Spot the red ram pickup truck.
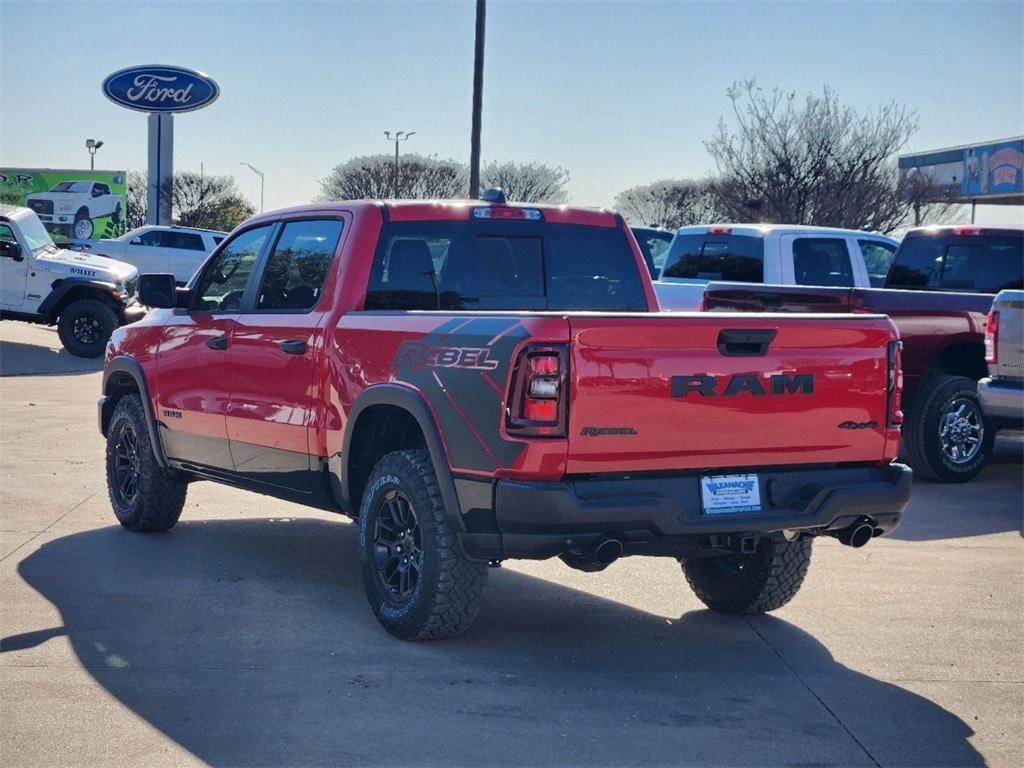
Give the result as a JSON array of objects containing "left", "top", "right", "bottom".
[
  {"left": 703, "top": 225, "right": 1023, "bottom": 484},
  {"left": 99, "top": 194, "right": 910, "bottom": 640}
]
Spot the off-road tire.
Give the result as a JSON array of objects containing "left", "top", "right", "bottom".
[
  {"left": 112, "top": 202, "right": 122, "bottom": 225},
  {"left": 358, "top": 450, "right": 488, "bottom": 640},
  {"left": 105, "top": 394, "right": 187, "bottom": 532},
  {"left": 57, "top": 298, "right": 118, "bottom": 357},
  {"left": 901, "top": 374, "right": 994, "bottom": 483},
  {"left": 682, "top": 536, "right": 812, "bottom": 614}
]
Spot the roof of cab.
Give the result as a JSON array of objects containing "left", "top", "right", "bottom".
[
  {"left": 242, "top": 199, "right": 621, "bottom": 228},
  {"left": 674, "top": 223, "right": 897, "bottom": 240}
]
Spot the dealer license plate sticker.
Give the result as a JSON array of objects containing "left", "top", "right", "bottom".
[{"left": 700, "top": 474, "right": 762, "bottom": 514}]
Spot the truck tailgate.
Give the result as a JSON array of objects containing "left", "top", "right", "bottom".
[{"left": 566, "top": 314, "right": 897, "bottom": 474}]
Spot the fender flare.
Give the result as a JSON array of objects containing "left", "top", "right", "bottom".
[
  {"left": 334, "top": 384, "right": 464, "bottom": 529},
  {"left": 99, "top": 356, "right": 169, "bottom": 468},
  {"left": 38, "top": 277, "right": 121, "bottom": 319}
]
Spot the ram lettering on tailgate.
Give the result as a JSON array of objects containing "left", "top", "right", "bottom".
[{"left": 671, "top": 373, "right": 814, "bottom": 397}]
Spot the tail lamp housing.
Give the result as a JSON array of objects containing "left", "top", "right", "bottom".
[
  {"left": 985, "top": 311, "right": 998, "bottom": 364},
  {"left": 887, "top": 340, "right": 904, "bottom": 428},
  {"left": 506, "top": 344, "right": 568, "bottom": 437}
]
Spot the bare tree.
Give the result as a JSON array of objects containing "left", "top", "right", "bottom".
[
  {"left": 706, "top": 80, "right": 932, "bottom": 232},
  {"left": 319, "top": 154, "right": 468, "bottom": 201},
  {"left": 125, "top": 171, "right": 148, "bottom": 230},
  {"left": 125, "top": 171, "right": 254, "bottom": 231},
  {"left": 615, "top": 178, "right": 725, "bottom": 229},
  {"left": 480, "top": 161, "right": 570, "bottom": 203},
  {"left": 170, "top": 172, "right": 254, "bottom": 231}
]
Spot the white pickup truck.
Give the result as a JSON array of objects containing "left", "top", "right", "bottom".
[
  {"left": 26, "top": 180, "right": 123, "bottom": 240},
  {"left": 654, "top": 224, "right": 899, "bottom": 311}
]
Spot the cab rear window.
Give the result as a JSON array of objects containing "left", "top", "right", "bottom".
[
  {"left": 887, "top": 233, "right": 1023, "bottom": 293},
  {"left": 364, "top": 221, "right": 647, "bottom": 311},
  {"left": 661, "top": 234, "right": 764, "bottom": 283}
]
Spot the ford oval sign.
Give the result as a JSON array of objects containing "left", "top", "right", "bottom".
[{"left": 102, "top": 65, "right": 219, "bottom": 114}]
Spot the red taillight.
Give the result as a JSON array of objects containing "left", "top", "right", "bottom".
[
  {"left": 953, "top": 226, "right": 984, "bottom": 236},
  {"left": 507, "top": 345, "right": 567, "bottom": 437},
  {"left": 985, "top": 311, "right": 999, "bottom": 364},
  {"left": 707, "top": 226, "right": 733, "bottom": 235},
  {"left": 887, "top": 341, "right": 904, "bottom": 427}
]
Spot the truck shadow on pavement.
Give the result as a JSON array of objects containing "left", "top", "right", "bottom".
[
  {"left": 6, "top": 519, "right": 983, "bottom": 767},
  {"left": 0, "top": 339, "right": 103, "bottom": 377}
]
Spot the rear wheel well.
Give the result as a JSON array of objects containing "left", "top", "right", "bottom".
[
  {"left": 927, "top": 342, "right": 987, "bottom": 383},
  {"left": 347, "top": 405, "right": 427, "bottom": 513},
  {"left": 101, "top": 372, "right": 141, "bottom": 435}
]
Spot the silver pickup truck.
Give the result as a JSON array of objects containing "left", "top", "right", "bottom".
[{"left": 980, "top": 289, "right": 1024, "bottom": 430}]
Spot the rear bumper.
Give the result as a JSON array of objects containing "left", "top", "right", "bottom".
[
  {"left": 978, "top": 377, "right": 1024, "bottom": 425},
  {"left": 461, "top": 463, "right": 911, "bottom": 560}
]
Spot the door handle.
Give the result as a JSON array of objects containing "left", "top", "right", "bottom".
[
  {"left": 279, "top": 340, "right": 307, "bottom": 355},
  {"left": 206, "top": 336, "right": 228, "bottom": 350}
]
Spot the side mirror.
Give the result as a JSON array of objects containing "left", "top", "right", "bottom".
[
  {"left": 130, "top": 238, "right": 143, "bottom": 245},
  {"left": 0, "top": 240, "right": 23, "bottom": 262},
  {"left": 137, "top": 273, "right": 178, "bottom": 308}
]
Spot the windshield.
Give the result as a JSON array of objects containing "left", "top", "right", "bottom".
[
  {"left": 16, "top": 212, "right": 58, "bottom": 253},
  {"left": 50, "top": 181, "right": 92, "bottom": 193}
]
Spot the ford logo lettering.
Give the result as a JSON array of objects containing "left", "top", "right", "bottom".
[{"left": 102, "top": 65, "right": 219, "bottom": 114}]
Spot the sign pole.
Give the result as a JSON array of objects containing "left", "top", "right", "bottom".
[
  {"left": 104, "top": 65, "right": 219, "bottom": 227},
  {"left": 147, "top": 113, "right": 174, "bottom": 225}
]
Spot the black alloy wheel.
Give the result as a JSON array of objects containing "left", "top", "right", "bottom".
[
  {"left": 72, "top": 313, "right": 103, "bottom": 346},
  {"left": 111, "top": 421, "right": 141, "bottom": 507},
  {"left": 373, "top": 489, "right": 423, "bottom": 604}
]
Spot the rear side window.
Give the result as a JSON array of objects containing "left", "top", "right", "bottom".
[
  {"left": 859, "top": 239, "right": 897, "bottom": 287},
  {"left": 661, "top": 234, "right": 764, "bottom": 282},
  {"left": 792, "top": 237, "right": 854, "bottom": 287},
  {"left": 256, "top": 219, "right": 343, "bottom": 311},
  {"left": 364, "top": 221, "right": 646, "bottom": 311},
  {"left": 889, "top": 234, "right": 1023, "bottom": 293}
]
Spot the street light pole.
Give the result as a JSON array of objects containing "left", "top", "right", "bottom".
[
  {"left": 384, "top": 130, "right": 415, "bottom": 198},
  {"left": 85, "top": 138, "right": 104, "bottom": 171},
  {"left": 240, "top": 162, "right": 265, "bottom": 213}
]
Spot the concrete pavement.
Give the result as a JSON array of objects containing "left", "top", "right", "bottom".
[{"left": 2, "top": 321, "right": 1021, "bottom": 767}]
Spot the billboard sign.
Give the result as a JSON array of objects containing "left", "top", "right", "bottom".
[
  {"left": 0, "top": 168, "right": 128, "bottom": 242},
  {"left": 899, "top": 137, "right": 1024, "bottom": 204},
  {"left": 102, "top": 65, "right": 220, "bottom": 114}
]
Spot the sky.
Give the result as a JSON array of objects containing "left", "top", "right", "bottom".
[{"left": 2, "top": 0, "right": 1022, "bottom": 225}]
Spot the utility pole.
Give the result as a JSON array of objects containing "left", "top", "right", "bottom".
[
  {"left": 468, "top": 0, "right": 486, "bottom": 197},
  {"left": 384, "top": 131, "right": 415, "bottom": 198}
]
